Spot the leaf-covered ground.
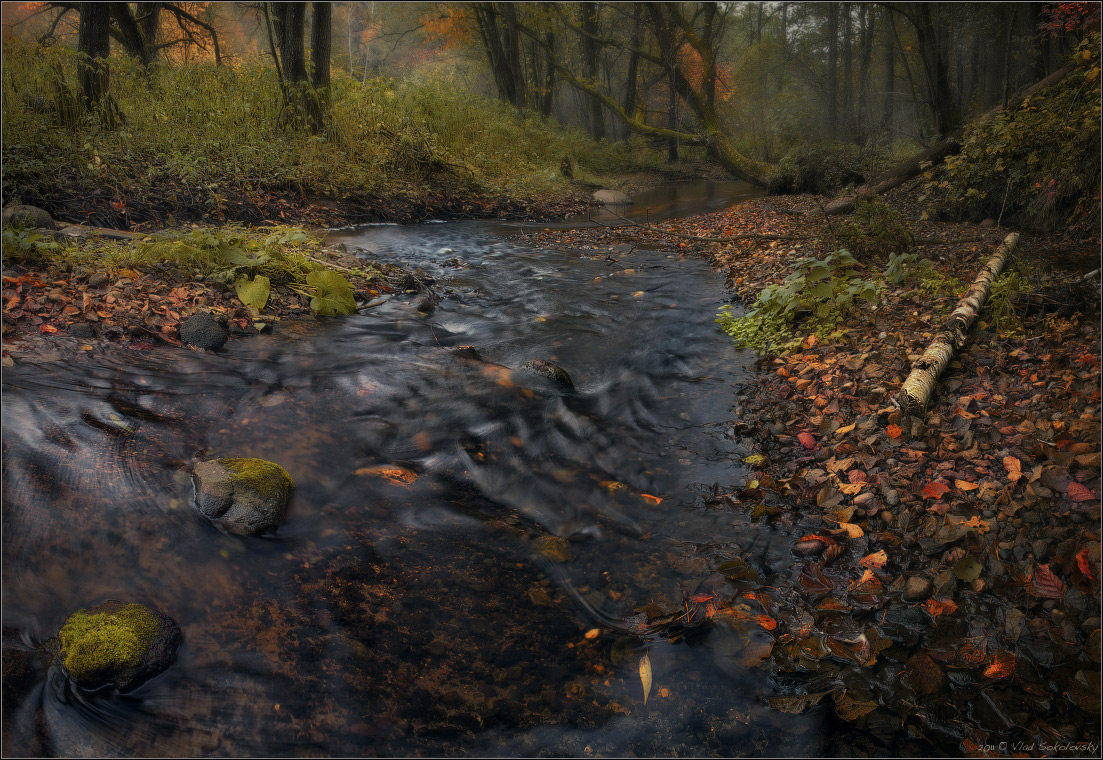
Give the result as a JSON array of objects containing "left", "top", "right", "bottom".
[{"left": 519, "top": 190, "right": 1102, "bottom": 755}]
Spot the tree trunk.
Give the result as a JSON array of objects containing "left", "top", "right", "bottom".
[
  {"left": 77, "top": 2, "right": 111, "bottom": 108},
  {"left": 541, "top": 31, "right": 555, "bottom": 117},
  {"left": 827, "top": 2, "right": 839, "bottom": 138},
  {"left": 824, "top": 65, "right": 1071, "bottom": 215},
  {"left": 621, "top": 6, "right": 641, "bottom": 142},
  {"left": 273, "top": 2, "right": 323, "bottom": 131},
  {"left": 895, "top": 233, "right": 1020, "bottom": 417},
  {"left": 108, "top": 3, "right": 151, "bottom": 64},
  {"left": 580, "top": 2, "right": 606, "bottom": 140},
  {"left": 881, "top": 10, "right": 894, "bottom": 134},
  {"left": 311, "top": 2, "right": 332, "bottom": 90},
  {"left": 136, "top": 2, "right": 161, "bottom": 58},
  {"left": 473, "top": 3, "right": 525, "bottom": 109},
  {"left": 911, "top": 2, "right": 960, "bottom": 137}
]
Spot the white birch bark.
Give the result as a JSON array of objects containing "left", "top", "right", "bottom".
[{"left": 895, "top": 232, "right": 1021, "bottom": 416}]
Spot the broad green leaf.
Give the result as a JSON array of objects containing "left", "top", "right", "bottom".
[
  {"left": 307, "top": 269, "right": 357, "bottom": 316},
  {"left": 235, "top": 274, "right": 271, "bottom": 311}
]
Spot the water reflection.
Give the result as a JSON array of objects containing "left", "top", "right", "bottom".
[{"left": 2, "top": 214, "right": 819, "bottom": 756}]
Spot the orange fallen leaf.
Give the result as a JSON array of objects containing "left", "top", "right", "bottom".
[
  {"left": 755, "top": 614, "right": 777, "bottom": 630},
  {"left": 922, "top": 480, "right": 951, "bottom": 499},
  {"left": 640, "top": 493, "right": 663, "bottom": 505},
  {"left": 1031, "top": 563, "right": 1066, "bottom": 598},
  {"left": 797, "top": 432, "right": 817, "bottom": 449},
  {"left": 886, "top": 424, "right": 904, "bottom": 439},
  {"left": 39, "top": 323, "right": 57, "bottom": 334},
  {"left": 983, "top": 650, "right": 1015, "bottom": 679},
  {"left": 1076, "top": 548, "right": 1095, "bottom": 580},
  {"left": 954, "top": 479, "right": 980, "bottom": 491},
  {"left": 921, "top": 598, "right": 958, "bottom": 618},
  {"left": 859, "top": 550, "right": 888, "bottom": 569},
  {"left": 1004, "top": 456, "right": 1022, "bottom": 482},
  {"left": 353, "top": 465, "right": 418, "bottom": 486}
]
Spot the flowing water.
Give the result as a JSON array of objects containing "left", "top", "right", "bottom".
[{"left": 2, "top": 183, "right": 841, "bottom": 757}]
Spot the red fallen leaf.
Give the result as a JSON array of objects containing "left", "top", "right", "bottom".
[
  {"left": 983, "top": 650, "right": 1015, "bottom": 679},
  {"left": 1076, "top": 548, "right": 1094, "bottom": 581},
  {"left": 640, "top": 493, "right": 663, "bottom": 505},
  {"left": 1031, "top": 563, "right": 1066, "bottom": 598},
  {"left": 1066, "top": 482, "right": 1096, "bottom": 502},
  {"left": 822, "top": 544, "right": 845, "bottom": 564},
  {"left": 689, "top": 592, "right": 715, "bottom": 604},
  {"left": 797, "top": 432, "right": 817, "bottom": 450},
  {"left": 886, "top": 424, "right": 904, "bottom": 439},
  {"left": 922, "top": 480, "right": 951, "bottom": 499},
  {"left": 755, "top": 614, "right": 777, "bottom": 630},
  {"left": 797, "top": 534, "right": 837, "bottom": 546},
  {"left": 1004, "top": 456, "right": 1022, "bottom": 482},
  {"left": 39, "top": 323, "right": 58, "bottom": 334},
  {"left": 846, "top": 469, "right": 867, "bottom": 484}
]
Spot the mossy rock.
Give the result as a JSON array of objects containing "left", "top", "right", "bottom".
[
  {"left": 521, "top": 359, "right": 574, "bottom": 390},
  {"left": 193, "top": 457, "right": 294, "bottom": 535},
  {"left": 178, "top": 312, "right": 228, "bottom": 350},
  {"left": 57, "top": 601, "right": 181, "bottom": 692},
  {"left": 535, "top": 535, "right": 573, "bottom": 563}
]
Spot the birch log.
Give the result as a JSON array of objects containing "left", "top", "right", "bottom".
[{"left": 895, "top": 232, "right": 1021, "bottom": 416}]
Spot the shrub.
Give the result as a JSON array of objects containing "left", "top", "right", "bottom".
[
  {"left": 922, "top": 32, "right": 1101, "bottom": 233},
  {"left": 836, "top": 196, "right": 915, "bottom": 260},
  {"left": 773, "top": 142, "right": 866, "bottom": 195}
]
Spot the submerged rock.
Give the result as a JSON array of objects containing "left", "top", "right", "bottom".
[
  {"left": 521, "top": 359, "right": 574, "bottom": 389},
  {"left": 593, "top": 189, "right": 630, "bottom": 205},
  {"left": 57, "top": 601, "right": 181, "bottom": 692},
  {"left": 2, "top": 204, "right": 56, "bottom": 230},
  {"left": 193, "top": 457, "right": 295, "bottom": 535},
  {"left": 450, "top": 345, "right": 483, "bottom": 361},
  {"left": 179, "top": 312, "right": 228, "bottom": 350},
  {"left": 535, "top": 536, "right": 573, "bottom": 563}
]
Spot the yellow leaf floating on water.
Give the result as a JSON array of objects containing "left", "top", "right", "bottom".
[
  {"left": 353, "top": 465, "right": 418, "bottom": 486},
  {"left": 639, "top": 653, "right": 652, "bottom": 705}
]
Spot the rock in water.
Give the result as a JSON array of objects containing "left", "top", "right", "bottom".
[
  {"left": 521, "top": 359, "right": 574, "bottom": 389},
  {"left": 593, "top": 189, "right": 631, "bottom": 205},
  {"left": 450, "top": 345, "right": 483, "bottom": 361},
  {"left": 193, "top": 457, "right": 294, "bottom": 535},
  {"left": 178, "top": 312, "right": 228, "bottom": 350},
  {"left": 57, "top": 601, "right": 181, "bottom": 692},
  {"left": 2, "top": 204, "right": 57, "bottom": 230}
]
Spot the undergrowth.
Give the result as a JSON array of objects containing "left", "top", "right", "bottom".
[{"left": 1, "top": 39, "right": 661, "bottom": 223}]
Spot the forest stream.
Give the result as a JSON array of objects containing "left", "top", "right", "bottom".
[{"left": 5, "top": 181, "right": 1081, "bottom": 758}]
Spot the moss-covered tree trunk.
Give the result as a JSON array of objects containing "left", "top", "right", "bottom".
[
  {"left": 895, "top": 232, "right": 1020, "bottom": 417},
  {"left": 77, "top": 2, "right": 111, "bottom": 109}
]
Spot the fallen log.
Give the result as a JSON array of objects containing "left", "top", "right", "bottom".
[
  {"left": 895, "top": 232, "right": 1020, "bottom": 417},
  {"left": 823, "top": 67, "right": 1072, "bottom": 216}
]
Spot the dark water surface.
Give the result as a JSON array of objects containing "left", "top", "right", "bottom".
[{"left": 3, "top": 195, "right": 827, "bottom": 757}]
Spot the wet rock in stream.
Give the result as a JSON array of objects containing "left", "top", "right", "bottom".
[
  {"left": 56, "top": 600, "right": 182, "bottom": 692},
  {"left": 178, "top": 312, "right": 229, "bottom": 350},
  {"left": 521, "top": 359, "right": 574, "bottom": 390},
  {"left": 193, "top": 457, "right": 295, "bottom": 535}
]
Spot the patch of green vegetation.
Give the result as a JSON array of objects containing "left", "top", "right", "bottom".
[
  {"left": 3, "top": 224, "right": 369, "bottom": 317},
  {"left": 922, "top": 32, "right": 1101, "bottom": 233},
  {"left": 770, "top": 141, "right": 874, "bottom": 195},
  {"left": 836, "top": 196, "right": 915, "bottom": 260},
  {"left": 884, "top": 252, "right": 965, "bottom": 299},
  {"left": 59, "top": 604, "right": 159, "bottom": 682},
  {"left": 717, "top": 250, "right": 881, "bottom": 355},
  {"left": 1, "top": 39, "right": 661, "bottom": 218},
  {"left": 220, "top": 457, "right": 294, "bottom": 501}
]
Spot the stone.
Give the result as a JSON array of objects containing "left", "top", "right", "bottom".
[
  {"left": 178, "top": 312, "right": 228, "bottom": 350},
  {"left": 521, "top": 359, "right": 574, "bottom": 389},
  {"left": 593, "top": 189, "right": 631, "bottom": 205},
  {"left": 450, "top": 345, "right": 483, "bottom": 361},
  {"left": 415, "top": 297, "right": 435, "bottom": 314},
  {"left": 979, "top": 218, "right": 997, "bottom": 228},
  {"left": 2, "top": 204, "right": 56, "bottom": 230},
  {"left": 902, "top": 575, "right": 933, "bottom": 602},
  {"left": 193, "top": 457, "right": 295, "bottom": 535},
  {"left": 86, "top": 272, "right": 109, "bottom": 288},
  {"left": 57, "top": 600, "right": 181, "bottom": 692},
  {"left": 68, "top": 322, "right": 96, "bottom": 339}
]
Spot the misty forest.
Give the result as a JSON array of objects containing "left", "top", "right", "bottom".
[{"left": 1, "top": 2, "right": 1101, "bottom": 758}]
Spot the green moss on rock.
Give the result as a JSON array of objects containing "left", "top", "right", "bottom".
[
  {"left": 219, "top": 457, "right": 294, "bottom": 501},
  {"left": 58, "top": 602, "right": 179, "bottom": 690}
]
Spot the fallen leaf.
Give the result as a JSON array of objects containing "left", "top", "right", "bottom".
[
  {"left": 886, "top": 424, "right": 904, "bottom": 439},
  {"left": 352, "top": 465, "right": 418, "bottom": 486},
  {"left": 954, "top": 479, "right": 979, "bottom": 491},
  {"left": 640, "top": 493, "right": 663, "bottom": 505},
  {"left": 1004, "top": 456, "right": 1022, "bottom": 482},
  {"left": 922, "top": 481, "right": 951, "bottom": 499},
  {"left": 835, "top": 422, "right": 856, "bottom": 436},
  {"left": 768, "top": 692, "right": 828, "bottom": 714},
  {"left": 797, "top": 432, "right": 817, "bottom": 450},
  {"left": 1031, "top": 563, "right": 1066, "bottom": 598},
  {"left": 39, "top": 323, "right": 58, "bottom": 334},
  {"left": 859, "top": 550, "right": 888, "bottom": 569},
  {"left": 921, "top": 598, "right": 958, "bottom": 618},
  {"left": 1076, "top": 548, "right": 1095, "bottom": 581},
  {"left": 639, "top": 654, "right": 652, "bottom": 705},
  {"left": 983, "top": 650, "right": 1015, "bottom": 679},
  {"left": 1066, "top": 482, "right": 1096, "bottom": 502},
  {"left": 833, "top": 522, "right": 864, "bottom": 539},
  {"left": 953, "top": 556, "right": 983, "bottom": 582},
  {"left": 833, "top": 690, "right": 878, "bottom": 721}
]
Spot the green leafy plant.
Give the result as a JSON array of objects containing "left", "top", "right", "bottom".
[
  {"left": 836, "top": 196, "right": 915, "bottom": 260},
  {"left": 306, "top": 269, "right": 356, "bottom": 316},
  {"left": 717, "top": 250, "right": 881, "bottom": 354},
  {"left": 234, "top": 274, "right": 271, "bottom": 312}
]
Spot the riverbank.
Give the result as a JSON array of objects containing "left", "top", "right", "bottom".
[{"left": 519, "top": 190, "right": 1102, "bottom": 753}]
